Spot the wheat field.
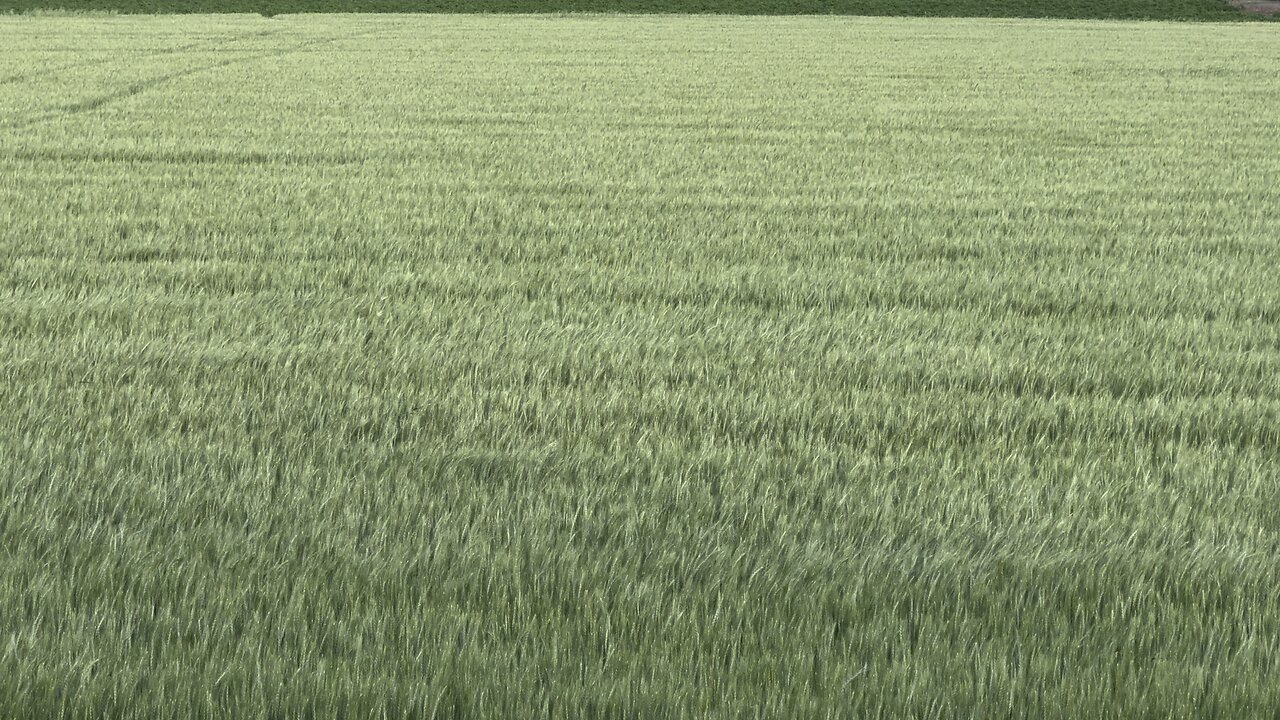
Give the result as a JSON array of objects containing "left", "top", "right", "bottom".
[{"left": 2, "top": 15, "right": 1280, "bottom": 718}]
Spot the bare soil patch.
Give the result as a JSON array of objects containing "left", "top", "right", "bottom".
[{"left": 1230, "top": 0, "right": 1280, "bottom": 16}]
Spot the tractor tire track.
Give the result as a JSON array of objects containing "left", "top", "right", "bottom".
[
  {"left": 0, "top": 28, "right": 282, "bottom": 87},
  {"left": 1, "top": 28, "right": 374, "bottom": 132}
]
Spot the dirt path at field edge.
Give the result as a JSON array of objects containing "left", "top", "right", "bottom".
[{"left": 1229, "top": 0, "right": 1280, "bottom": 16}]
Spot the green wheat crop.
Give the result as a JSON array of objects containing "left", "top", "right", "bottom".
[
  {"left": 0, "top": 0, "right": 1266, "bottom": 20},
  {"left": 2, "top": 14, "right": 1279, "bottom": 719}
]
